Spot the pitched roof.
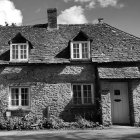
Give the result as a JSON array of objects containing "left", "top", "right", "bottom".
[
  {"left": 98, "top": 67, "right": 140, "bottom": 79},
  {"left": 0, "top": 23, "right": 140, "bottom": 64},
  {"left": 10, "top": 32, "right": 27, "bottom": 43}
]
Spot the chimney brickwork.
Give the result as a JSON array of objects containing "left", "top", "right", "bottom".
[{"left": 47, "top": 8, "right": 57, "bottom": 29}]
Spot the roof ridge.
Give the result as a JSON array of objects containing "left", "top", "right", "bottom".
[
  {"left": 0, "top": 23, "right": 100, "bottom": 29},
  {"left": 58, "top": 23, "right": 100, "bottom": 26},
  {"left": 104, "top": 23, "right": 140, "bottom": 40},
  {"left": 0, "top": 25, "right": 33, "bottom": 28}
]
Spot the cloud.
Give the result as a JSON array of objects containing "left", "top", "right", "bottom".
[
  {"left": 65, "top": 0, "right": 91, "bottom": 2},
  {"left": 97, "top": 0, "right": 124, "bottom": 8},
  {"left": 0, "top": 0, "right": 23, "bottom": 26},
  {"left": 86, "top": 1, "right": 96, "bottom": 8},
  {"left": 92, "top": 19, "right": 98, "bottom": 24},
  {"left": 58, "top": 6, "right": 88, "bottom": 24},
  {"left": 64, "top": 0, "right": 124, "bottom": 9},
  {"left": 35, "top": 8, "right": 41, "bottom": 13}
]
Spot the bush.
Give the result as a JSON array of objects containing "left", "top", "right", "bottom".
[
  {"left": 42, "top": 118, "right": 53, "bottom": 129},
  {"left": 0, "top": 115, "right": 101, "bottom": 130},
  {"left": 0, "top": 116, "right": 36, "bottom": 130},
  {"left": 0, "top": 117, "right": 33, "bottom": 130},
  {"left": 43, "top": 116, "right": 100, "bottom": 130},
  {"left": 49, "top": 116, "right": 66, "bottom": 129},
  {"left": 75, "top": 115, "right": 100, "bottom": 129}
]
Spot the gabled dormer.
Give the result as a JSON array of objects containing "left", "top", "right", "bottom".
[
  {"left": 70, "top": 31, "right": 91, "bottom": 60},
  {"left": 9, "top": 33, "right": 29, "bottom": 62}
]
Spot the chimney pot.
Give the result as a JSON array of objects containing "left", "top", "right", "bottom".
[
  {"left": 98, "top": 18, "right": 104, "bottom": 24},
  {"left": 47, "top": 8, "right": 57, "bottom": 30}
]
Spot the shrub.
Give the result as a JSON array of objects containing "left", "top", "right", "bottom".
[
  {"left": 49, "top": 116, "right": 65, "bottom": 129},
  {"left": 75, "top": 115, "right": 100, "bottom": 129},
  {"left": 42, "top": 118, "right": 53, "bottom": 129},
  {"left": 0, "top": 116, "right": 33, "bottom": 130},
  {"left": 0, "top": 115, "right": 101, "bottom": 130}
]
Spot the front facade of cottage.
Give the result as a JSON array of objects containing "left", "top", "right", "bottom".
[{"left": 0, "top": 8, "right": 140, "bottom": 126}]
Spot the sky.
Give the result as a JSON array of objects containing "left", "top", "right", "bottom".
[{"left": 0, "top": 0, "right": 140, "bottom": 37}]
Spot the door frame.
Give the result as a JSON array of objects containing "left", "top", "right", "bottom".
[{"left": 110, "top": 82, "right": 130, "bottom": 125}]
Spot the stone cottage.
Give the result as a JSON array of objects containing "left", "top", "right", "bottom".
[{"left": 0, "top": 8, "right": 140, "bottom": 126}]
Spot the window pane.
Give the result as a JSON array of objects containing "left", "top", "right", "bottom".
[
  {"left": 82, "top": 43, "right": 89, "bottom": 58},
  {"left": 20, "top": 45, "right": 27, "bottom": 60},
  {"left": 73, "top": 44, "right": 80, "bottom": 58},
  {"left": 21, "top": 50, "right": 23, "bottom": 59},
  {"left": 84, "top": 98, "right": 88, "bottom": 104},
  {"left": 73, "top": 85, "right": 82, "bottom": 104},
  {"left": 21, "top": 88, "right": 29, "bottom": 106},
  {"left": 21, "top": 45, "right": 23, "bottom": 50},
  {"left": 78, "top": 91, "right": 81, "bottom": 97},
  {"left": 83, "top": 85, "right": 92, "bottom": 104},
  {"left": 11, "top": 87, "right": 29, "bottom": 107},
  {"left": 11, "top": 88, "right": 19, "bottom": 106},
  {"left": 12, "top": 45, "right": 19, "bottom": 60},
  {"left": 88, "top": 98, "right": 92, "bottom": 103}
]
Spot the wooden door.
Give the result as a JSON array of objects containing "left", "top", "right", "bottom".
[{"left": 111, "top": 83, "right": 130, "bottom": 124}]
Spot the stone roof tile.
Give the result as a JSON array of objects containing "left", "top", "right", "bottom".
[
  {"left": 0, "top": 23, "right": 140, "bottom": 63},
  {"left": 98, "top": 67, "right": 140, "bottom": 79}
]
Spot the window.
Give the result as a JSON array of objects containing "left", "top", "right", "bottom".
[
  {"left": 10, "top": 43, "right": 29, "bottom": 61},
  {"left": 114, "top": 90, "right": 120, "bottom": 95},
  {"left": 9, "top": 87, "right": 30, "bottom": 109},
  {"left": 73, "top": 43, "right": 80, "bottom": 59},
  {"left": 71, "top": 41, "right": 90, "bottom": 59},
  {"left": 82, "top": 43, "right": 89, "bottom": 58},
  {"left": 72, "top": 84, "right": 93, "bottom": 105},
  {"left": 71, "top": 42, "right": 90, "bottom": 59}
]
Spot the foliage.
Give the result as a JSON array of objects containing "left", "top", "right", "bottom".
[
  {"left": 0, "top": 117, "right": 33, "bottom": 130},
  {"left": 75, "top": 115, "right": 100, "bottom": 129},
  {"left": 42, "top": 115, "right": 100, "bottom": 129},
  {"left": 42, "top": 118, "right": 53, "bottom": 129},
  {"left": 0, "top": 115, "right": 101, "bottom": 130}
]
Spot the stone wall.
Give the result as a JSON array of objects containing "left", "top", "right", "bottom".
[
  {"left": 0, "top": 64, "right": 95, "bottom": 121},
  {"left": 101, "top": 80, "right": 140, "bottom": 126},
  {"left": 129, "top": 80, "right": 140, "bottom": 125},
  {"left": 100, "top": 82, "right": 112, "bottom": 126}
]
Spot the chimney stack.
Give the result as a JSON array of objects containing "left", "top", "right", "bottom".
[{"left": 47, "top": 8, "right": 57, "bottom": 30}]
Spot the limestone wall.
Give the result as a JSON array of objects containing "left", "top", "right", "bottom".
[
  {"left": 0, "top": 64, "right": 95, "bottom": 121},
  {"left": 129, "top": 80, "right": 140, "bottom": 125},
  {"left": 100, "top": 82, "right": 112, "bottom": 125}
]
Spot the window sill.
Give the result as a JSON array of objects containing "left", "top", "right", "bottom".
[
  {"left": 10, "top": 60, "right": 29, "bottom": 63},
  {"left": 71, "top": 104, "right": 94, "bottom": 108},
  {"left": 70, "top": 58, "right": 91, "bottom": 61},
  {"left": 7, "top": 107, "right": 31, "bottom": 111}
]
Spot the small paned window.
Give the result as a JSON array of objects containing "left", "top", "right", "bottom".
[
  {"left": 10, "top": 87, "right": 30, "bottom": 109},
  {"left": 73, "top": 44, "right": 80, "bottom": 59},
  {"left": 72, "top": 84, "right": 93, "bottom": 105},
  {"left": 114, "top": 90, "right": 120, "bottom": 95},
  {"left": 82, "top": 43, "right": 89, "bottom": 58},
  {"left": 10, "top": 44, "right": 28, "bottom": 61},
  {"left": 71, "top": 42, "right": 90, "bottom": 59}
]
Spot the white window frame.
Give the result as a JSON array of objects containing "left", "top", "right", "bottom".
[
  {"left": 9, "top": 87, "right": 30, "bottom": 110},
  {"left": 70, "top": 41, "right": 90, "bottom": 60},
  {"left": 72, "top": 84, "right": 94, "bottom": 105},
  {"left": 10, "top": 42, "right": 29, "bottom": 62}
]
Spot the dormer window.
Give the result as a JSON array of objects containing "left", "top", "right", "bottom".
[
  {"left": 71, "top": 41, "right": 90, "bottom": 59},
  {"left": 10, "top": 43, "right": 29, "bottom": 62},
  {"left": 9, "top": 33, "right": 31, "bottom": 62}
]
